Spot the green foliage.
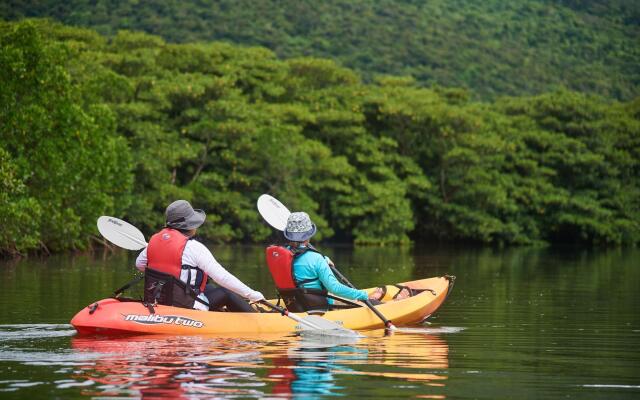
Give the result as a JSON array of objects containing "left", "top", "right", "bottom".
[
  {"left": 1, "top": 20, "right": 638, "bottom": 254},
  {"left": 0, "top": 148, "right": 42, "bottom": 254},
  {"left": 497, "top": 91, "right": 640, "bottom": 244},
  {"left": 364, "top": 82, "right": 640, "bottom": 245},
  {"left": 279, "top": 64, "right": 428, "bottom": 244},
  {"left": 2, "top": 0, "right": 638, "bottom": 100},
  {"left": 0, "top": 20, "right": 132, "bottom": 254}
]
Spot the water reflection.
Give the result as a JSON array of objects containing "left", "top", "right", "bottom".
[
  {"left": 70, "top": 331, "right": 450, "bottom": 398},
  {"left": 267, "top": 335, "right": 364, "bottom": 396},
  {"left": 5, "top": 246, "right": 636, "bottom": 398},
  {"left": 71, "top": 335, "right": 267, "bottom": 398}
]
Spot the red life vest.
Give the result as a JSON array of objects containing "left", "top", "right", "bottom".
[
  {"left": 265, "top": 245, "right": 297, "bottom": 290},
  {"left": 265, "top": 245, "right": 328, "bottom": 313},
  {"left": 147, "top": 228, "right": 207, "bottom": 292}
]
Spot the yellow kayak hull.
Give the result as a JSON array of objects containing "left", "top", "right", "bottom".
[{"left": 71, "top": 276, "right": 454, "bottom": 335}]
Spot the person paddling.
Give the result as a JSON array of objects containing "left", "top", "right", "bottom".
[
  {"left": 135, "top": 200, "right": 265, "bottom": 312},
  {"left": 266, "top": 212, "right": 383, "bottom": 314}
]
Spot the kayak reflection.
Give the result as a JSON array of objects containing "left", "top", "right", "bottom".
[
  {"left": 71, "top": 332, "right": 449, "bottom": 398},
  {"left": 268, "top": 332, "right": 449, "bottom": 397},
  {"left": 71, "top": 335, "right": 268, "bottom": 398},
  {"left": 268, "top": 335, "right": 364, "bottom": 396}
]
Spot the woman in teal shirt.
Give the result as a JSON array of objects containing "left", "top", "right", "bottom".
[{"left": 283, "top": 212, "right": 383, "bottom": 308}]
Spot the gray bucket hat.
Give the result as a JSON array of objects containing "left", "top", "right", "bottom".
[
  {"left": 165, "top": 200, "right": 206, "bottom": 230},
  {"left": 284, "top": 212, "right": 317, "bottom": 242}
]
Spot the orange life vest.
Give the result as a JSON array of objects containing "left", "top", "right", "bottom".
[{"left": 147, "top": 228, "right": 207, "bottom": 292}]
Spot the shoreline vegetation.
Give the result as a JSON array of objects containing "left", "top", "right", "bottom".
[
  {"left": 1, "top": 19, "right": 639, "bottom": 256},
  {"left": 2, "top": 0, "right": 638, "bottom": 102}
]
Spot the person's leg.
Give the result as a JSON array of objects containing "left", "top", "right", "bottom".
[
  {"left": 203, "top": 286, "right": 226, "bottom": 311},
  {"left": 204, "top": 285, "right": 256, "bottom": 312}
]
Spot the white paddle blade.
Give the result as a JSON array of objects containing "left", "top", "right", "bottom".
[
  {"left": 257, "top": 194, "right": 291, "bottom": 231},
  {"left": 97, "top": 216, "right": 148, "bottom": 250},
  {"left": 297, "top": 316, "right": 363, "bottom": 338},
  {"left": 297, "top": 334, "right": 361, "bottom": 348}
]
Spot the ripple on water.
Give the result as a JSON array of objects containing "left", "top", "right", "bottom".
[
  {"left": 582, "top": 384, "right": 640, "bottom": 389},
  {"left": 0, "top": 324, "right": 76, "bottom": 342},
  {"left": 0, "top": 325, "right": 102, "bottom": 366},
  {"left": 0, "top": 322, "right": 467, "bottom": 398}
]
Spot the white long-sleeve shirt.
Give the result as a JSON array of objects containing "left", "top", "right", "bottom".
[{"left": 135, "top": 240, "right": 264, "bottom": 310}]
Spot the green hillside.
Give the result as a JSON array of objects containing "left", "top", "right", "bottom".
[
  {"left": 2, "top": 20, "right": 639, "bottom": 254},
  {"left": 1, "top": 0, "right": 638, "bottom": 100}
]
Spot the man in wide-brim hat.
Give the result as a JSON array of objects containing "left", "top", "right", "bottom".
[{"left": 135, "top": 200, "right": 265, "bottom": 312}]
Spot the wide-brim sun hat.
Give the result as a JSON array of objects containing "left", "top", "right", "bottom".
[
  {"left": 284, "top": 211, "right": 317, "bottom": 242},
  {"left": 165, "top": 200, "right": 206, "bottom": 230}
]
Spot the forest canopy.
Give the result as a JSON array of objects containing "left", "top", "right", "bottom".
[
  {"left": 1, "top": 0, "right": 638, "bottom": 100},
  {"left": 1, "top": 19, "right": 639, "bottom": 255}
]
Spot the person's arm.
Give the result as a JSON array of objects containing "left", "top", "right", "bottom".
[
  {"left": 315, "top": 256, "right": 368, "bottom": 301},
  {"left": 135, "top": 248, "right": 148, "bottom": 272},
  {"left": 191, "top": 242, "right": 264, "bottom": 302}
]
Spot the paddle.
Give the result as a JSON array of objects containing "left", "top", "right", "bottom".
[
  {"left": 96, "top": 215, "right": 359, "bottom": 336},
  {"left": 256, "top": 194, "right": 397, "bottom": 331},
  {"left": 97, "top": 216, "right": 147, "bottom": 250},
  {"left": 256, "top": 194, "right": 289, "bottom": 231},
  {"left": 327, "top": 264, "right": 397, "bottom": 331},
  {"left": 259, "top": 300, "right": 361, "bottom": 338}
]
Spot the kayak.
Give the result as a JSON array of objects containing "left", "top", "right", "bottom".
[{"left": 71, "top": 276, "right": 454, "bottom": 335}]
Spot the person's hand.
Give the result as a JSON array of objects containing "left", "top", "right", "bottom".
[
  {"left": 393, "top": 287, "right": 411, "bottom": 301},
  {"left": 368, "top": 287, "right": 385, "bottom": 302},
  {"left": 248, "top": 291, "right": 266, "bottom": 303}
]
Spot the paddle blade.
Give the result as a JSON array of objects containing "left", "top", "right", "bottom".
[
  {"left": 297, "top": 334, "right": 361, "bottom": 348},
  {"left": 257, "top": 194, "right": 291, "bottom": 231},
  {"left": 97, "top": 216, "right": 147, "bottom": 250},
  {"left": 296, "top": 316, "right": 363, "bottom": 338}
]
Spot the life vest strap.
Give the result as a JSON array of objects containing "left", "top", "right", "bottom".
[
  {"left": 181, "top": 264, "right": 205, "bottom": 293},
  {"left": 144, "top": 268, "right": 210, "bottom": 309}
]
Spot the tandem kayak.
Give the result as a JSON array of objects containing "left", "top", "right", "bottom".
[{"left": 71, "top": 276, "right": 455, "bottom": 335}]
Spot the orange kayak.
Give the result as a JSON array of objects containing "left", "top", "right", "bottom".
[{"left": 71, "top": 276, "right": 454, "bottom": 335}]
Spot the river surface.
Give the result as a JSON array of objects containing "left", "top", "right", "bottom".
[{"left": 0, "top": 244, "right": 638, "bottom": 399}]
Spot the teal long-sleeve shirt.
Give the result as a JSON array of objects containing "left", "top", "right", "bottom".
[{"left": 291, "top": 247, "right": 368, "bottom": 301}]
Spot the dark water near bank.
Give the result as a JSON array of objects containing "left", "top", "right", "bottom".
[{"left": 0, "top": 245, "right": 638, "bottom": 399}]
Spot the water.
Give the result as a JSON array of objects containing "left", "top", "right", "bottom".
[{"left": 0, "top": 245, "right": 638, "bottom": 398}]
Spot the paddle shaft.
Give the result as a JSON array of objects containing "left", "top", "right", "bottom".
[
  {"left": 329, "top": 264, "right": 354, "bottom": 287},
  {"left": 259, "top": 300, "right": 322, "bottom": 330},
  {"left": 329, "top": 265, "right": 396, "bottom": 330}
]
